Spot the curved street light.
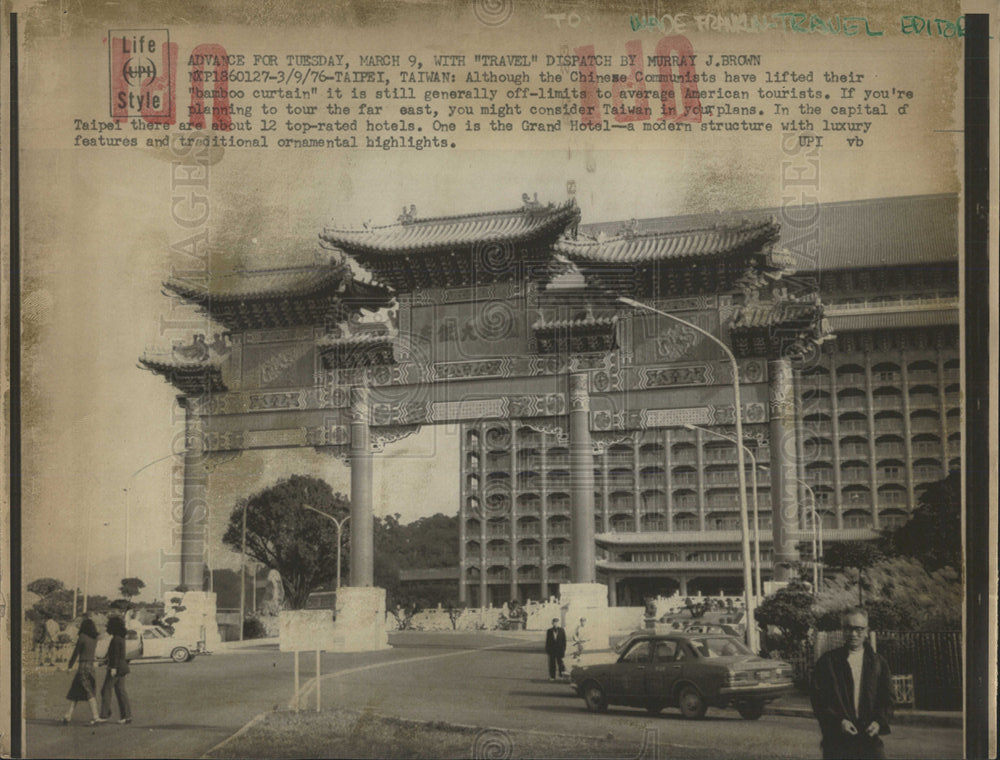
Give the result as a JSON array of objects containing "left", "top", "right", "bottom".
[{"left": 619, "top": 297, "right": 757, "bottom": 653}]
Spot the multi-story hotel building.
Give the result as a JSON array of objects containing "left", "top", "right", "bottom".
[{"left": 458, "top": 194, "right": 959, "bottom": 608}]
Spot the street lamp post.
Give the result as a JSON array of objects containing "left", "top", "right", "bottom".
[
  {"left": 685, "top": 424, "right": 762, "bottom": 600},
  {"left": 82, "top": 518, "right": 110, "bottom": 614},
  {"left": 302, "top": 505, "right": 351, "bottom": 591},
  {"left": 795, "top": 480, "right": 823, "bottom": 594},
  {"left": 239, "top": 501, "right": 248, "bottom": 642},
  {"left": 124, "top": 453, "right": 182, "bottom": 580},
  {"left": 620, "top": 297, "right": 758, "bottom": 653}
]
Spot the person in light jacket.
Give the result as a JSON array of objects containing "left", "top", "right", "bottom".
[{"left": 100, "top": 617, "right": 132, "bottom": 724}]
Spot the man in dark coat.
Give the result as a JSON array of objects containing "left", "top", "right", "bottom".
[
  {"left": 99, "top": 617, "right": 133, "bottom": 723},
  {"left": 544, "top": 617, "right": 567, "bottom": 680},
  {"left": 810, "top": 608, "right": 893, "bottom": 759}
]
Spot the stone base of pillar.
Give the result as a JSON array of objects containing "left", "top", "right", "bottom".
[
  {"left": 333, "top": 586, "right": 390, "bottom": 652},
  {"left": 559, "top": 583, "right": 611, "bottom": 662},
  {"left": 279, "top": 587, "right": 391, "bottom": 653},
  {"left": 163, "top": 590, "right": 222, "bottom": 651}
]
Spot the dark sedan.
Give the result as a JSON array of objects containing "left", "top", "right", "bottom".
[{"left": 570, "top": 633, "right": 794, "bottom": 720}]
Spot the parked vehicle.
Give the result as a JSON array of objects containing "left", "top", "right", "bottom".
[
  {"left": 123, "top": 625, "right": 208, "bottom": 663},
  {"left": 571, "top": 633, "right": 793, "bottom": 720}
]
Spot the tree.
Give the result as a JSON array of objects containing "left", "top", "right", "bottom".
[
  {"left": 119, "top": 577, "right": 146, "bottom": 602},
  {"left": 26, "top": 577, "right": 75, "bottom": 622},
  {"left": 754, "top": 580, "right": 816, "bottom": 657},
  {"left": 221, "top": 475, "right": 349, "bottom": 609},
  {"left": 881, "top": 471, "right": 961, "bottom": 572},
  {"left": 824, "top": 541, "right": 884, "bottom": 605},
  {"left": 372, "top": 512, "right": 459, "bottom": 609},
  {"left": 814, "top": 556, "right": 961, "bottom": 631},
  {"left": 27, "top": 577, "right": 65, "bottom": 597}
]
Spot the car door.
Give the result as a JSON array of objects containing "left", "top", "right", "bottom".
[
  {"left": 141, "top": 628, "right": 166, "bottom": 658},
  {"left": 607, "top": 640, "right": 652, "bottom": 702},
  {"left": 643, "top": 639, "right": 680, "bottom": 703}
]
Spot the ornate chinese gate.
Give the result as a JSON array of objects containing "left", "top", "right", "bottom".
[{"left": 142, "top": 195, "right": 825, "bottom": 600}]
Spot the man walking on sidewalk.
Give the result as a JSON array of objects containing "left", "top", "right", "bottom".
[
  {"left": 810, "top": 608, "right": 893, "bottom": 759},
  {"left": 544, "top": 618, "right": 567, "bottom": 680}
]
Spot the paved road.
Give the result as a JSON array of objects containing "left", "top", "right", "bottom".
[{"left": 24, "top": 632, "right": 963, "bottom": 759}]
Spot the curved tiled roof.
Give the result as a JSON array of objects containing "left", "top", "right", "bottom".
[
  {"left": 730, "top": 299, "right": 821, "bottom": 329},
  {"left": 164, "top": 263, "right": 387, "bottom": 302},
  {"left": 580, "top": 194, "right": 957, "bottom": 270},
  {"left": 316, "top": 332, "right": 394, "bottom": 348},
  {"left": 827, "top": 308, "right": 959, "bottom": 332},
  {"left": 532, "top": 314, "right": 618, "bottom": 330},
  {"left": 320, "top": 198, "right": 580, "bottom": 255},
  {"left": 137, "top": 357, "right": 227, "bottom": 394},
  {"left": 554, "top": 219, "right": 779, "bottom": 263}
]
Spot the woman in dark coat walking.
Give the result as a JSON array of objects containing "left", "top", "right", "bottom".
[
  {"left": 100, "top": 617, "right": 132, "bottom": 723},
  {"left": 62, "top": 618, "right": 105, "bottom": 725}
]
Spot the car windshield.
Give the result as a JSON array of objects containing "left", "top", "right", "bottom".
[{"left": 688, "top": 637, "right": 751, "bottom": 657}]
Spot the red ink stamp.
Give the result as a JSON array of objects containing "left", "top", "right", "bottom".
[{"left": 108, "top": 29, "right": 176, "bottom": 123}]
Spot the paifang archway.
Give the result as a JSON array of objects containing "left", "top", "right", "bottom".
[{"left": 141, "top": 195, "right": 826, "bottom": 596}]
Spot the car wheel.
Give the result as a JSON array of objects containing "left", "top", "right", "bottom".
[
  {"left": 582, "top": 682, "right": 608, "bottom": 713},
  {"left": 170, "top": 646, "right": 190, "bottom": 663},
  {"left": 737, "top": 699, "right": 765, "bottom": 720},
  {"left": 677, "top": 685, "right": 707, "bottom": 719}
]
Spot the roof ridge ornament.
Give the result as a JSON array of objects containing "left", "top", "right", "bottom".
[
  {"left": 397, "top": 204, "right": 417, "bottom": 225},
  {"left": 619, "top": 218, "right": 640, "bottom": 239},
  {"left": 521, "top": 192, "right": 541, "bottom": 209}
]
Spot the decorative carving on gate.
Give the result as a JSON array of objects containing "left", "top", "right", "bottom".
[
  {"left": 200, "top": 449, "right": 243, "bottom": 471},
  {"left": 519, "top": 418, "right": 568, "bottom": 443},
  {"left": 433, "top": 358, "right": 509, "bottom": 380},
  {"left": 591, "top": 431, "right": 633, "bottom": 453},
  {"left": 507, "top": 394, "right": 565, "bottom": 418},
  {"left": 656, "top": 323, "right": 701, "bottom": 360},
  {"left": 569, "top": 373, "right": 590, "bottom": 412},
  {"left": 370, "top": 400, "right": 431, "bottom": 426},
  {"left": 248, "top": 391, "right": 304, "bottom": 411},
  {"left": 640, "top": 363, "right": 712, "bottom": 388},
  {"left": 318, "top": 385, "right": 351, "bottom": 409},
  {"left": 202, "top": 431, "right": 245, "bottom": 452},
  {"left": 349, "top": 387, "right": 370, "bottom": 423},
  {"left": 642, "top": 407, "right": 714, "bottom": 429},
  {"left": 371, "top": 424, "right": 422, "bottom": 452}
]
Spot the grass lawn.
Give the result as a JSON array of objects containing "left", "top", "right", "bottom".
[{"left": 206, "top": 708, "right": 656, "bottom": 759}]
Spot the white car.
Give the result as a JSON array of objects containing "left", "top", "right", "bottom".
[{"left": 123, "top": 625, "right": 207, "bottom": 663}]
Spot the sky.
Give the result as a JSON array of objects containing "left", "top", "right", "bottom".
[{"left": 17, "top": 3, "right": 963, "bottom": 601}]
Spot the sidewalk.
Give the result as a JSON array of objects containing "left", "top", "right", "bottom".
[
  {"left": 214, "top": 637, "right": 279, "bottom": 653},
  {"left": 765, "top": 692, "right": 962, "bottom": 728}
]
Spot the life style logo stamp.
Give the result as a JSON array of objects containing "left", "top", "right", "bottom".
[{"left": 108, "top": 29, "right": 175, "bottom": 122}]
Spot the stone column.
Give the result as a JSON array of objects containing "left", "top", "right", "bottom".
[
  {"left": 569, "top": 373, "right": 596, "bottom": 583},
  {"left": 768, "top": 358, "right": 799, "bottom": 581},
  {"left": 900, "top": 351, "right": 916, "bottom": 510},
  {"left": 478, "top": 422, "right": 488, "bottom": 607},
  {"left": 179, "top": 402, "right": 209, "bottom": 589},
  {"left": 349, "top": 386, "right": 374, "bottom": 587},
  {"left": 863, "top": 350, "right": 881, "bottom": 529},
  {"left": 458, "top": 427, "right": 468, "bottom": 604},
  {"left": 695, "top": 428, "right": 706, "bottom": 531},
  {"left": 828, "top": 353, "right": 844, "bottom": 529}
]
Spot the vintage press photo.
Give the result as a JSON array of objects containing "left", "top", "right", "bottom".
[{"left": 4, "top": 0, "right": 996, "bottom": 758}]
